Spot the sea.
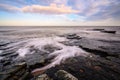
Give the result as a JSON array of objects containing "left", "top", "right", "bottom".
[
  {"left": 0, "top": 26, "right": 120, "bottom": 40},
  {"left": 0, "top": 26, "right": 120, "bottom": 74}
]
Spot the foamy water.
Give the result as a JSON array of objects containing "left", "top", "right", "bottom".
[{"left": 10, "top": 36, "right": 90, "bottom": 72}]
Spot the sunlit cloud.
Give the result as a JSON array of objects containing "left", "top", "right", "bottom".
[
  {"left": 21, "top": 3, "right": 79, "bottom": 14},
  {"left": 0, "top": 3, "right": 79, "bottom": 14}
]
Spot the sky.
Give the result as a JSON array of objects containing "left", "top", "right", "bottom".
[{"left": 0, "top": 0, "right": 120, "bottom": 26}]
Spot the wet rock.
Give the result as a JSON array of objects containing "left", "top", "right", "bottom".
[
  {"left": 0, "top": 74, "right": 11, "bottom": 80},
  {"left": 0, "top": 57, "right": 12, "bottom": 65},
  {"left": 0, "top": 50, "right": 14, "bottom": 56},
  {"left": 19, "top": 72, "right": 30, "bottom": 80},
  {"left": 24, "top": 53, "right": 45, "bottom": 66},
  {"left": 55, "top": 70, "right": 78, "bottom": 80},
  {"left": 0, "top": 62, "right": 26, "bottom": 74},
  {"left": 101, "top": 30, "right": 116, "bottom": 34},
  {"left": 43, "top": 44, "right": 62, "bottom": 53},
  {"left": 36, "top": 74, "right": 52, "bottom": 80},
  {"left": 0, "top": 40, "right": 11, "bottom": 46},
  {"left": 0, "top": 62, "right": 27, "bottom": 80},
  {"left": 65, "top": 37, "right": 120, "bottom": 57},
  {"left": 62, "top": 33, "right": 82, "bottom": 40},
  {"left": 92, "top": 29, "right": 105, "bottom": 31},
  {"left": 106, "top": 56, "right": 120, "bottom": 64},
  {"left": 65, "top": 58, "right": 78, "bottom": 64},
  {"left": 3, "top": 61, "right": 11, "bottom": 66},
  {"left": 8, "top": 53, "right": 18, "bottom": 58}
]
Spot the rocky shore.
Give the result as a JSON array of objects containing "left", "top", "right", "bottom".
[{"left": 0, "top": 28, "right": 120, "bottom": 80}]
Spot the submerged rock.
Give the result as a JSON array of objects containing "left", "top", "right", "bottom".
[{"left": 55, "top": 70, "right": 78, "bottom": 80}]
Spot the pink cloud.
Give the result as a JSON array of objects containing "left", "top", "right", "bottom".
[{"left": 21, "top": 3, "right": 79, "bottom": 14}]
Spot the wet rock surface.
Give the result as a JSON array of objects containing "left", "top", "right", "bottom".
[
  {"left": 0, "top": 28, "right": 120, "bottom": 80},
  {"left": 63, "top": 34, "right": 120, "bottom": 57},
  {"left": 55, "top": 70, "right": 78, "bottom": 80}
]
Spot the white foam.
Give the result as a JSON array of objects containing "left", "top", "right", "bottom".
[
  {"left": 15, "top": 36, "right": 89, "bottom": 72},
  {"left": 16, "top": 36, "right": 68, "bottom": 57},
  {"left": 42, "top": 46, "right": 88, "bottom": 69}
]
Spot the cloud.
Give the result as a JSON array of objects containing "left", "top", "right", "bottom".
[
  {"left": 69, "top": 0, "right": 110, "bottom": 16},
  {"left": 0, "top": 0, "right": 27, "bottom": 7},
  {"left": 0, "top": 3, "right": 78, "bottom": 14},
  {"left": 68, "top": 0, "right": 120, "bottom": 20},
  {"left": 0, "top": 0, "right": 120, "bottom": 21},
  {"left": 21, "top": 3, "right": 78, "bottom": 14},
  {"left": 0, "top": 4, "right": 20, "bottom": 12}
]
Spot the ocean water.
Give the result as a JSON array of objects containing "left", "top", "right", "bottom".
[
  {"left": 0, "top": 26, "right": 120, "bottom": 40},
  {"left": 0, "top": 26, "right": 120, "bottom": 71}
]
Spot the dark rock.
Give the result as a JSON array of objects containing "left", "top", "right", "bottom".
[
  {"left": 24, "top": 53, "right": 45, "bottom": 66},
  {"left": 55, "top": 70, "right": 78, "bottom": 80},
  {"left": 101, "top": 30, "right": 116, "bottom": 34},
  {"left": 0, "top": 62, "right": 27, "bottom": 80},
  {"left": 0, "top": 41, "right": 11, "bottom": 46},
  {"left": 64, "top": 37, "right": 120, "bottom": 57},
  {"left": 3, "top": 61, "right": 11, "bottom": 66},
  {"left": 0, "top": 48, "right": 17, "bottom": 56},
  {"left": 43, "top": 44, "right": 62, "bottom": 53},
  {"left": 46, "top": 56, "right": 120, "bottom": 80},
  {"left": 106, "top": 56, "right": 120, "bottom": 64},
  {"left": 92, "top": 29, "right": 105, "bottom": 31},
  {"left": 63, "top": 33, "right": 82, "bottom": 39},
  {"left": 67, "top": 33, "right": 77, "bottom": 37},
  {"left": 19, "top": 72, "right": 30, "bottom": 80},
  {"left": 0, "top": 74, "right": 11, "bottom": 80},
  {"left": 1, "top": 62, "right": 26, "bottom": 74}
]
